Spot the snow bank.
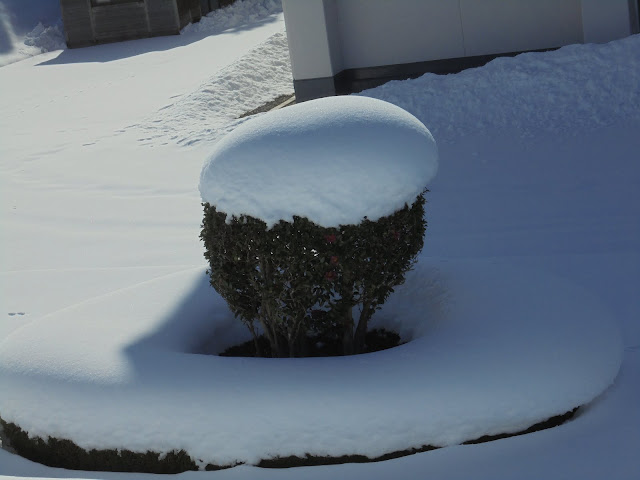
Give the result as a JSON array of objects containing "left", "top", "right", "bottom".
[
  {"left": 199, "top": 96, "right": 438, "bottom": 228},
  {"left": 136, "top": 31, "right": 292, "bottom": 147},
  {"left": 0, "top": 260, "right": 622, "bottom": 466},
  {"left": 22, "top": 22, "right": 64, "bottom": 52},
  {"left": 182, "top": 0, "right": 282, "bottom": 36},
  {"left": 361, "top": 35, "right": 640, "bottom": 144}
]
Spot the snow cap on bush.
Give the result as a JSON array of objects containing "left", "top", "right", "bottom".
[{"left": 199, "top": 95, "right": 438, "bottom": 228}]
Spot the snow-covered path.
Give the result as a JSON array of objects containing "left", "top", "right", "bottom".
[{"left": 1, "top": 7, "right": 291, "bottom": 340}]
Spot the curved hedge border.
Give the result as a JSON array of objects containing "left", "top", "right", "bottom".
[
  {"left": 0, "top": 418, "right": 200, "bottom": 473},
  {"left": 0, "top": 260, "right": 621, "bottom": 468},
  {"left": 1, "top": 409, "right": 577, "bottom": 472}
]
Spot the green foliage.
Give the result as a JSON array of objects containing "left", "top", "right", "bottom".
[{"left": 200, "top": 192, "right": 427, "bottom": 357}]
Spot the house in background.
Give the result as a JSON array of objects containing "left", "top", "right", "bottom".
[
  {"left": 283, "top": 0, "right": 640, "bottom": 102},
  {"left": 60, "top": 0, "right": 234, "bottom": 48}
]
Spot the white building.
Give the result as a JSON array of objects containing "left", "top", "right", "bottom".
[{"left": 283, "top": 0, "right": 640, "bottom": 101}]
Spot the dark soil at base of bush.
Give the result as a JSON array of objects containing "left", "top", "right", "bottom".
[
  {"left": 219, "top": 328, "right": 402, "bottom": 357},
  {"left": 0, "top": 409, "right": 578, "bottom": 473}
]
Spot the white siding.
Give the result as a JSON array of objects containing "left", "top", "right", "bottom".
[
  {"left": 460, "top": 0, "right": 583, "bottom": 56},
  {"left": 282, "top": 0, "right": 342, "bottom": 79},
  {"left": 283, "top": 0, "right": 636, "bottom": 82},
  {"left": 581, "top": 0, "right": 634, "bottom": 43},
  {"left": 336, "top": 0, "right": 465, "bottom": 69}
]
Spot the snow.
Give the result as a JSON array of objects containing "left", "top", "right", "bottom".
[
  {"left": 0, "top": 0, "right": 65, "bottom": 67},
  {"left": 0, "top": 0, "right": 639, "bottom": 478},
  {"left": 136, "top": 30, "right": 292, "bottom": 147},
  {"left": 359, "top": 35, "right": 640, "bottom": 144},
  {"left": 199, "top": 96, "right": 438, "bottom": 227},
  {"left": 0, "top": 260, "right": 621, "bottom": 465},
  {"left": 182, "top": 0, "right": 283, "bottom": 36},
  {"left": 0, "top": 0, "right": 285, "bottom": 68}
]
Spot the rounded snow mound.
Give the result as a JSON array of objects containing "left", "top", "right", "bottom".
[{"left": 199, "top": 96, "right": 438, "bottom": 228}]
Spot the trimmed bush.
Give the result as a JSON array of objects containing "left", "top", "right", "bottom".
[
  {"left": 0, "top": 408, "right": 578, "bottom": 472},
  {"left": 0, "top": 419, "right": 199, "bottom": 473},
  {"left": 200, "top": 192, "right": 427, "bottom": 357}
]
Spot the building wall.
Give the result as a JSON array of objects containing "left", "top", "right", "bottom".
[
  {"left": 323, "top": 0, "right": 343, "bottom": 76},
  {"left": 283, "top": 0, "right": 339, "bottom": 80},
  {"left": 581, "top": 0, "right": 638, "bottom": 43},
  {"left": 335, "top": 0, "right": 584, "bottom": 69},
  {"left": 176, "top": 0, "right": 201, "bottom": 29},
  {"left": 147, "top": 0, "right": 180, "bottom": 36},
  {"left": 60, "top": 0, "right": 94, "bottom": 47},
  {"left": 60, "top": 0, "right": 205, "bottom": 48},
  {"left": 459, "top": 0, "right": 583, "bottom": 57},
  {"left": 91, "top": 1, "right": 150, "bottom": 44},
  {"left": 336, "top": 0, "right": 464, "bottom": 70},
  {"left": 284, "top": 0, "right": 638, "bottom": 101}
]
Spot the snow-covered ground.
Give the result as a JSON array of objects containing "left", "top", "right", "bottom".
[{"left": 1, "top": 0, "right": 639, "bottom": 478}]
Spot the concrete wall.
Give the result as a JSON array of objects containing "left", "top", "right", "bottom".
[{"left": 284, "top": 0, "right": 638, "bottom": 100}]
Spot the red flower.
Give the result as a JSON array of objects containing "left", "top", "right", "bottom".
[
  {"left": 325, "top": 234, "right": 337, "bottom": 244},
  {"left": 392, "top": 230, "right": 401, "bottom": 241},
  {"left": 330, "top": 256, "right": 339, "bottom": 265},
  {"left": 324, "top": 271, "right": 337, "bottom": 281}
]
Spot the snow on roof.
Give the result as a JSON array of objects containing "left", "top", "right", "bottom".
[{"left": 199, "top": 96, "right": 438, "bottom": 228}]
